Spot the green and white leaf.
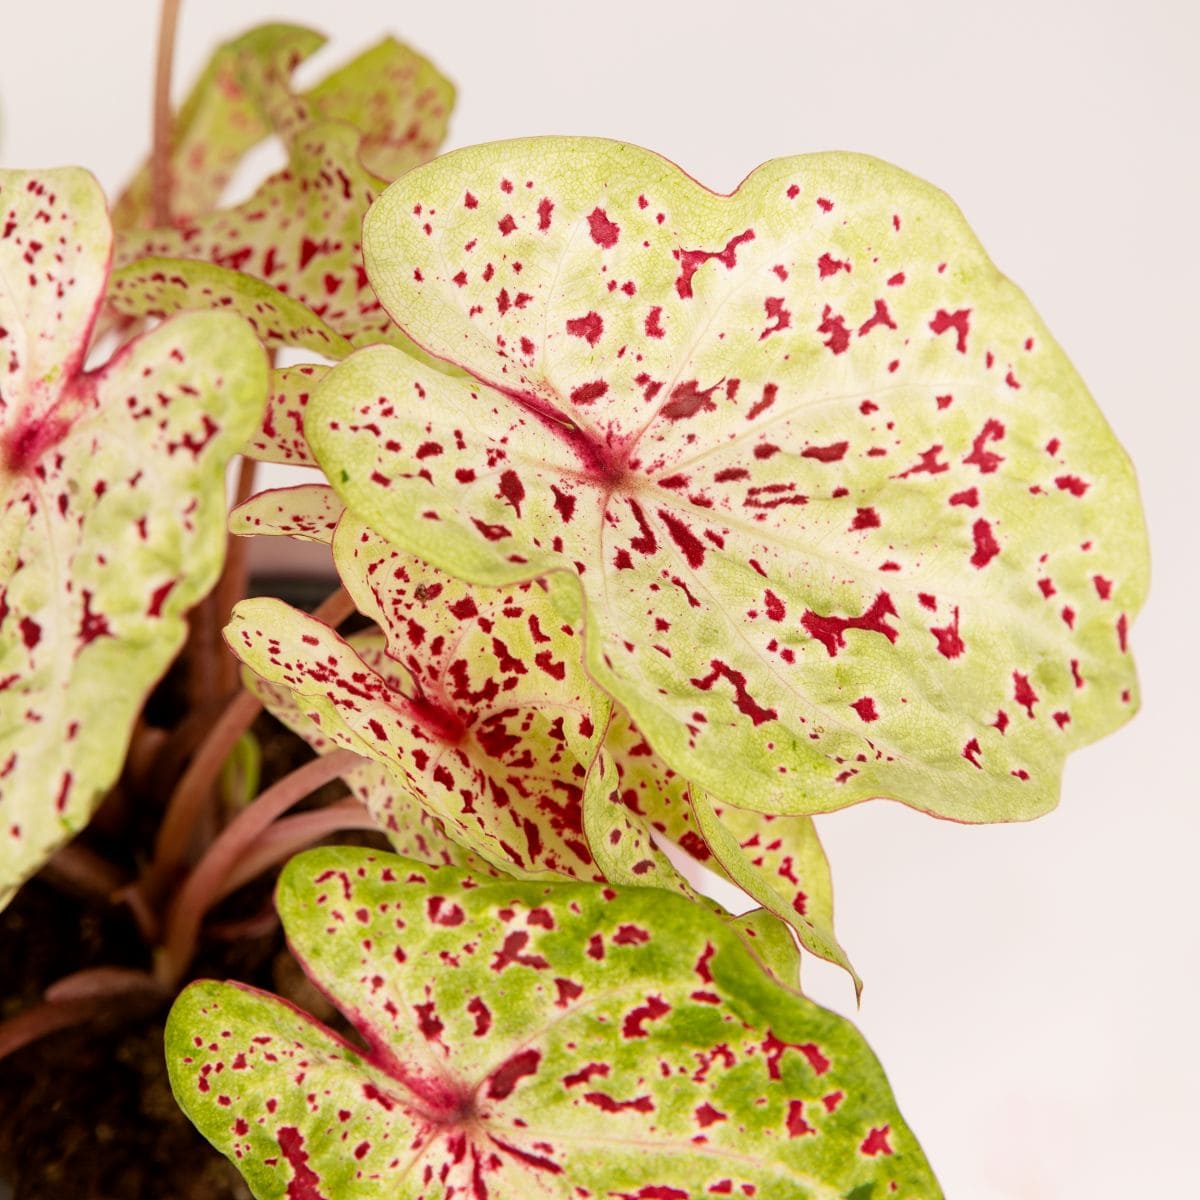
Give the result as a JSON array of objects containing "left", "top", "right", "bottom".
[
  {"left": 230, "top": 483, "right": 344, "bottom": 543},
  {"left": 108, "top": 257, "right": 353, "bottom": 360},
  {"left": 309, "top": 137, "right": 1149, "bottom": 824},
  {"left": 167, "top": 846, "right": 941, "bottom": 1199},
  {"left": 0, "top": 168, "right": 267, "bottom": 907}
]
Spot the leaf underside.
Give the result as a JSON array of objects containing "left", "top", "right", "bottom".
[
  {"left": 308, "top": 137, "right": 1148, "bottom": 824},
  {"left": 0, "top": 168, "right": 266, "bottom": 906},
  {"left": 168, "top": 846, "right": 941, "bottom": 1199}
]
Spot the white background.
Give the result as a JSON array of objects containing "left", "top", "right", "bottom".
[{"left": 2, "top": 2, "right": 1197, "bottom": 1196}]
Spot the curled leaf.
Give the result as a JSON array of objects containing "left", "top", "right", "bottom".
[
  {"left": 309, "top": 138, "right": 1148, "bottom": 824},
  {"left": 0, "top": 168, "right": 267, "bottom": 906},
  {"left": 230, "top": 483, "right": 344, "bottom": 543},
  {"left": 168, "top": 846, "right": 941, "bottom": 1198}
]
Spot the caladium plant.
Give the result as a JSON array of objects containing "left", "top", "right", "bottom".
[{"left": 0, "top": 8, "right": 1150, "bottom": 1200}]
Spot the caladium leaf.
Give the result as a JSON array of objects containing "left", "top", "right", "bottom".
[
  {"left": 0, "top": 168, "right": 267, "bottom": 906},
  {"left": 168, "top": 846, "right": 941, "bottom": 1198},
  {"left": 107, "top": 257, "right": 354, "bottom": 359},
  {"left": 240, "top": 641, "right": 491, "bottom": 874},
  {"left": 112, "top": 24, "right": 454, "bottom": 234},
  {"left": 245, "top": 364, "right": 329, "bottom": 466},
  {"left": 225, "top": 574, "right": 613, "bottom": 880},
  {"left": 309, "top": 138, "right": 1149, "bottom": 824},
  {"left": 230, "top": 483, "right": 344, "bottom": 543},
  {"left": 111, "top": 24, "right": 325, "bottom": 233}
]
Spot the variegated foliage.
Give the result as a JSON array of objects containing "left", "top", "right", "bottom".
[
  {"left": 169, "top": 847, "right": 940, "bottom": 1198},
  {"left": 226, "top": 493, "right": 854, "bottom": 983},
  {"left": 0, "top": 168, "right": 266, "bottom": 907},
  {"left": 304, "top": 138, "right": 1147, "bottom": 825},
  {"left": 107, "top": 23, "right": 454, "bottom": 364}
]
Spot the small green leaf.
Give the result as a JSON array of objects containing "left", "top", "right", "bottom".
[
  {"left": 0, "top": 168, "right": 267, "bottom": 906},
  {"left": 168, "top": 846, "right": 941, "bottom": 1198},
  {"left": 309, "top": 138, "right": 1148, "bottom": 825}
]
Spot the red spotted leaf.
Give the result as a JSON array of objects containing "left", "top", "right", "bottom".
[
  {"left": 167, "top": 846, "right": 941, "bottom": 1197},
  {"left": 112, "top": 23, "right": 454, "bottom": 237},
  {"left": 0, "top": 168, "right": 266, "bottom": 906},
  {"left": 224, "top": 535, "right": 612, "bottom": 880},
  {"left": 308, "top": 138, "right": 1148, "bottom": 824},
  {"left": 245, "top": 364, "right": 329, "bottom": 467},
  {"left": 230, "top": 483, "right": 344, "bottom": 543}
]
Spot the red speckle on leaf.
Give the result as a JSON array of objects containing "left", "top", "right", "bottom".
[
  {"left": 817, "top": 305, "right": 850, "bottom": 354},
  {"left": 817, "top": 252, "right": 850, "bottom": 278},
  {"left": 555, "top": 978, "right": 584, "bottom": 1007},
  {"left": 658, "top": 509, "right": 706, "bottom": 568},
  {"left": 817, "top": 196, "right": 833, "bottom": 211},
  {"left": 949, "top": 487, "right": 979, "bottom": 508},
  {"left": 1013, "top": 671, "right": 1039, "bottom": 718},
  {"left": 851, "top": 506, "right": 880, "bottom": 530},
  {"left": 802, "top": 441, "right": 848, "bottom": 463},
  {"left": 587, "top": 208, "right": 620, "bottom": 248},
  {"left": 929, "top": 308, "right": 971, "bottom": 353},
  {"left": 467, "top": 996, "right": 492, "bottom": 1036},
  {"left": 498, "top": 214, "right": 517, "bottom": 236},
  {"left": 570, "top": 380, "right": 609, "bottom": 406},
  {"left": 857, "top": 298, "right": 896, "bottom": 337},
  {"left": 1093, "top": 574, "right": 1113, "bottom": 600},
  {"left": 963, "top": 419, "right": 1006, "bottom": 473},
  {"left": 486, "top": 1049, "right": 541, "bottom": 1100},
  {"left": 764, "top": 590, "right": 786, "bottom": 621},
  {"left": 612, "top": 924, "right": 651, "bottom": 946},
  {"left": 497, "top": 469, "right": 525, "bottom": 517},
  {"left": 930, "top": 607, "right": 964, "bottom": 658},
  {"left": 850, "top": 697, "right": 879, "bottom": 722},
  {"left": 537, "top": 197, "right": 553, "bottom": 230},
  {"left": 962, "top": 738, "right": 983, "bottom": 768},
  {"left": 1055, "top": 474, "right": 1089, "bottom": 497},
  {"left": 786, "top": 1100, "right": 815, "bottom": 1137},
  {"left": 695, "top": 1103, "right": 727, "bottom": 1128},
  {"left": 645, "top": 306, "right": 665, "bottom": 338},
  {"left": 622, "top": 995, "right": 671, "bottom": 1038},
  {"left": 690, "top": 660, "right": 777, "bottom": 726},
  {"left": 1117, "top": 612, "right": 1129, "bottom": 652},
  {"left": 491, "top": 931, "right": 549, "bottom": 972},
  {"left": 276, "top": 1127, "right": 323, "bottom": 1199},
  {"left": 19, "top": 616, "right": 41, "bottom": 649},
  {"left": 146, "top": 580, "right": 176, "bottom": 617},
  {"left": 970, "top": 518, "right": 1000, "bottom": 568},
  {"left": 566, "top": 311, "right": 604, "bottom": 345},
  {"left": 860, "top": 1126, "right": 894, "bottom": 1157},
  {"left": 661, "top": 379, "right": 719, "bottom": 420},
  {"left": 760, "top": 296, "right": 792, "bottom": 340},
  {"left": 801, "top": 592, "right": 898, "bottom": 657},
  {"left": 427, "top": 896, "right": 465, "bottom": 926},
  {"left": 674, "top": 230, "right": 755, "bottom": 298}
]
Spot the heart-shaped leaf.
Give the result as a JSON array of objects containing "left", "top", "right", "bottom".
[
  {"left": 309, "top": 138, "right": 1149, "bottom": 824},
  {"left": 112, "top": 24, "right": 454, "bottom": 235},
  {"left": 240, "top": 636, "right": 492, "bottom": 875},
  {"left": 168, "top": 846, "right": 940, "bottom": 1198},
  {"left": 225, "top": 563, "right": 612, "bottom": 881},
  {"left": 0, "top": 168, "right": 267, "bottom": 906}
]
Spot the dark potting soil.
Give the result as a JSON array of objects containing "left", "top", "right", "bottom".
[{"left": 0, "top": 707, "right": 385, "bottom": 1199}]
